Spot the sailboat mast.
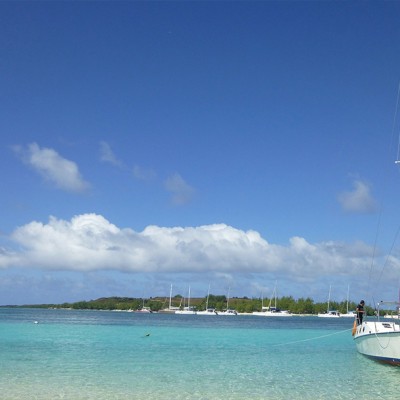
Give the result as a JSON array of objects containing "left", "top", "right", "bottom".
[
  {"left": 327, "top": 285, "right": 332, "bottom": 312},
  {"left": 261, "top": 291, "right": 264, "bottom": 309},
  {"left": 206, "top": 284, "right": 210, "bottom": 309}
]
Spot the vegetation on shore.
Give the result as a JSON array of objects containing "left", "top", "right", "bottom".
[{"left": 5, "top": 294, "right": 376, "bottom": 315}]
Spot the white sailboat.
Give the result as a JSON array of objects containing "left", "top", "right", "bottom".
[
  {"left": 318, "top": 285, "right": 340, "bottom": 318},
  {"left": 135, "top": 298, "right": 153, "bottom": 313},
  {"left": 175, "top": 286, "right": 196, "bottom": 314},
  {"left": 218, "top": 287, "right": 238, "bottom": 315},
  {"left": 353, "top": 94, "right": 400, "bottom": 365},
  {"left": 161, "top": 284, "right": 181, "bottom": 313},
  {"left": 341, "top": 285, "right": 356, "bottom": 318},
  {"left": 197, "top": 284, "right": 218, "bottom": 315},
  {"left": 252, "top": 282, "right": 292, "bottom": 317}
]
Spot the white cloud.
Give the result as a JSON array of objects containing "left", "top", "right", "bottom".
[
  {"left": 14, "top": 143, "right": 89, "bottom": 193},
  {"left": 99, "top": 141, "right": 122, "bottom": 167},
  {"left": 164, "top": 173, "right": 195, "bottom": 205},
  {"left": 338, "top": 179, "right": 377, "bottom": 213},
  {"left": 133, "top": 165, "right": 156, "bottom": 181},
  {"left": 0, "top": 214, "right": 384, "bottom": 286}
]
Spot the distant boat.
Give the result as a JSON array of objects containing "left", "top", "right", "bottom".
[
  {"left": 197, "top": 285, "right": 218, "bottom": 315},
  {"left": 318, "top": 285, "right": 340, "bottom": 318},
  {"left": 218, "top": 287, "right": 238, "bottom": 316},
  {"left": 161, "top": 284, "right": 181, "bottom": 313},
  {"left": 135, "top": 307, "right": 152, "bottom": 313},
  {"left": 341, "top": 285, "right": 355, "bottom": 318},
  {"left": 197, "top": 308, "right": 218, "bottom": 315},
  {"left": 218, "top": 309, "right": 238, "bottom": 316},
  {"left": 354, "top": 301, "right": 400, "bottom": 365},
  {"left": 318, "top": 310, "right": 340, "bottom": 318},
  {"left": 135, "top": 299, "right": 153, "bottom": 313},
  {"left": 252, "top": 282, "right": 292, "bottom": 317},
  {"left": 175, "top": 286, "right": 196, "bottom": 315},
  {"left": 341, "top": 311, "right": 356, "bottom": 318},
  {"left": 383, "top": 313, "right": 400, "bottom": 319}
]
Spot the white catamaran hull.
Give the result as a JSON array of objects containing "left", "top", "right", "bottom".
[{"left": 353, "top": 321, "right": 400, "bottom": 365}]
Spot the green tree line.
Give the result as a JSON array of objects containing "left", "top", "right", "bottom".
[{"left": 14, "top": 295, "right": 376, "bottom": 316}]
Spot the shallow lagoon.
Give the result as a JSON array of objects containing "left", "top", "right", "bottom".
[{"left": 0, "top": 308, "right": 398, "bottom": 399}]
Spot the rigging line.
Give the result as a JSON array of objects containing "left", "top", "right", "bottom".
[
  {"left": 392, "top": 81, "right": 400, "bottom": 162},
  {"left": 366, "top": 206, "right": 382, "bottom": 299},
  {"left": 366, "top": 83, "right": 400, "bottom": 301},
  {"left": 272, "top": 328, "right": 352, "bottom": 347},
  {"left": 377, "top": 223, "right": 400, "bottom": 284}
]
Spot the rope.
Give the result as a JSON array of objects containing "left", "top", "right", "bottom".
[
  {"left": 392, "top": 81, "right": 400, "bottom": 161},
  {"left": 365, "top": 83, "right": 400, "bottom": 305},
  {"left": 272, "top": 328, "right": 353, "bottom": 347},
  {"left": 372, "top": 321, "right": 394, "bottom": 350}
]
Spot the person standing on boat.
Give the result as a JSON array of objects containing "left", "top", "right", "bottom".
[{"left": 356, "top": 300, "right": 365, "bottom": 325}]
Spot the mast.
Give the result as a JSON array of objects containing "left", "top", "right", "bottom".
[
  {"left": 327, "top": 285, "right": 332, "bottom": 312},
  {"left": 261, "top": 290, "right": 264, "bottom": 309}
]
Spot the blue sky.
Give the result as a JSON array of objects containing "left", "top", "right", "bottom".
[{"left": 2, "top": 1, "right": 400, "bottom": 306}]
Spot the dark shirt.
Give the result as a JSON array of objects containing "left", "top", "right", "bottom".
[{"left": 356, "top": 303, "right": 364, "bottom": 325}]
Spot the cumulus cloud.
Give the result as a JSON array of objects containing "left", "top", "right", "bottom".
[
  {"left": 164, "top": 173, "right": 195, "bottom": 205},
  {"left": 0, "top": 213, "right": 382, "bottom": 284},
  {"left": 338, "top": 179, "right": 377, "bottom": 213},
  {"left": 14, "top": 143, "right": 89, "bottom": 193},
  {"left": 99, "top": 141, "right": 122, "bottom": 167}
]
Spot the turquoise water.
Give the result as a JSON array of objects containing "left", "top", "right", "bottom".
[{"left": 0, "top": 309, "right": 398, "bottom": 399}]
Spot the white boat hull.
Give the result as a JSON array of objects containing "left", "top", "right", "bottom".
[
  {"left": 353, "top": 321, "right": 400, "bottom": 365},
  {"left": 219, "top": 309, "right": 237, "bottom": 316},
  {"left": 341, "top": 312, "right": 356, "bottom": 318},
  {"left": 197, "top": 309, "right": 218, "bottom": 315},
  {"left": 252, "top": 311, "right": 292, "bottom": 317},
  {"left": 317, "top": 311, "right": 340, "bottom": 318},
  {"left": 175, "top": 311, "right": 196, "bottom": 314}
]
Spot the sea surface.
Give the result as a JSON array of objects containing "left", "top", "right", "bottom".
[{"left": 0, "top": 308, "right": 398, "bottom": 400}]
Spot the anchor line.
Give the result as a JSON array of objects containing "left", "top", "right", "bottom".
[{"left": 272, "top": 328, "right": 353, "bottom": 347}]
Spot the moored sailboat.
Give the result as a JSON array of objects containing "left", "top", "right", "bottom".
[
  {"left": 353, "top": 95, "right": 400, "bottom": 364},
  {"left": 175, "top": 286, "right": 196, "bottom": 314},
  {"left": 318, "top": 285, "right": 340, "bottom": 318},
  {"left": 218, "top": 287, "right": 238, "bottom": 315},
  {"left": 161, "top": 284, "right": 181, "bottom": 313},
  {"left": 197, "top": 284, "right": 218, "bottom": 315},
  {"left": 341, "top": 285, "right": 356, "bottom": 318},
  {"left": 252, "top": 282, "right": 292, "bottom": 317}
]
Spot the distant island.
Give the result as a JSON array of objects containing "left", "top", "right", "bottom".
[{"left": 1, "top": 295, "right": 374, "bottom": 316}]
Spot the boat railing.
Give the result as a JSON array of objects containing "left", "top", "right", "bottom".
[{"left": 375, "top": 301, "right": 400, "bottom": 321}]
